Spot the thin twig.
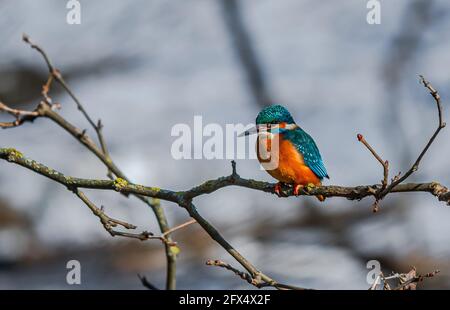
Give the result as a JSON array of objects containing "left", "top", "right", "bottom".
[
  {"left": 0, "top": 101, "right": 40, "bottom": 128},
  {"left": 74, "top": 189, "right": 183, "bottom": 244},
  {"left": 206, "top": 259, "right": 256, "bottom": 286},
  {"left": 74, "top": 189, "right": 137, "bottom": 233},
  {"left": 357, "top": 134, "right": 390, "bottom": 212},
  {"left": 382, "top": 274, "right": 392, "bottom": 290},
  {"left": 21, "top": 34, "right": 177, "bottom": 290},
  {"left": 368, "top": 268, "right": 439, "bottom": 290},
  {"left": 137, "top": 274, "right": 160, "bottom": 290},
  {"left": 23, "top": 34, "right": 97, "bottom": 129},
  {"left": 162, "top": 219, "right": 197, "bottom": 238},
  {"left": 369, "top": 273, "right": 382, "bottom": 290},
  {"left": 357, "top": 134, "right": 389, "bottom": 190},
  {"left": 379, "top": 76, "right": 446, "bottom": 198},
  {"left": 355, "top": 75, "right": 446, "bottom": 212},
  {"left": 24, "top": 34, "right": 113, "bottom": 176},
  {"left": 206, "top": 259, "right": 308, "bottom": 290},
  {"left": 392, "top": 268, "right": 440, "bottom": 290}
]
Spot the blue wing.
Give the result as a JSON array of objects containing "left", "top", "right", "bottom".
[{"left": 283, "top": 127, "right": 329, "bottom": 179}]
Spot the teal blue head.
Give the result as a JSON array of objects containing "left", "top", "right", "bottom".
[
  {"left": 239, "top": 105, "right": 296, "bottom": 136},
  {"left": 256, "top": 105, "right": 295, "bottom": 125}
]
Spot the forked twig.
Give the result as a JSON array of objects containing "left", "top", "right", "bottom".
[
  {"left": 357, "top": 75, "right": 446, "bottom": 211},
  {"left": 379, "top": 75, "right": 446, "bottom": 198}
]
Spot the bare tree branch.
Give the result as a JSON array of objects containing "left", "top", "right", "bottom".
[
  {"left": 72, "top": 187, "right": 182, "bottom": 245},
  {"left": 357, "top": 134, "right": 390, "bottom": 212},
  {"left": 23, "top": 34, "right": 97, "bottom": 130},
  {"left": 355, "top": 76, "right": 447, "bottom": 212},
  {"left": 368, "top": 267, "right": 439, "bottom": 290},
  {"left": 357, "top": 134, "right": 389, "bottom": 190},
  {"left": 1, "top": 36, "right": 447, "bottom": 290},
  {"left": 162, "top": 219, "right": 197, "bottom": 239},
  {"left": 379, "top": 75, "right": 446, "bottom": 198},
  {"left": 19, "top": 35, "right": 177, "bottom": 290},
  {"left": 137, "top": 274, "right": 160, "bottom": 290},
  {"left": 206, "top": 259, "right": 307, "bottom": 290},
  {"left": 368, "top": 273, "right": 383, "bottom": 290},
  {"left": 0, "top": 147, "right": 448, "bottom": 289},
  {"left": 1, "top": 148, "right": 448, "bottom": 206},
  {"left": 0, "top": 100, "right": 59, "bottom": 128},
  {"left": 393, "top": 268, "right": 440, "bottom": 290}
]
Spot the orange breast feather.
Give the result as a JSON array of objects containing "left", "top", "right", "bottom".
[{"left": 257, "top": 135, "right": 321, "bottom": 186}]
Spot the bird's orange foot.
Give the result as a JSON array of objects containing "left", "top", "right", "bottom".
[
  {"left": 293, "top": 184, "right": 304, "bottom": 196},
  {"left": 274, "top": 182, "right": 283, "bottom": 197}
]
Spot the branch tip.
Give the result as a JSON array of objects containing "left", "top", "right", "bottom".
[
  {"left": 231, "top": 160, "right": 237, "bottom": 175},
  {"left": 22, "top": 33, "right": 30, "bottom": 43}
]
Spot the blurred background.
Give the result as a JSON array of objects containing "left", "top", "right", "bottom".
[{"left": 1, "top": 0, "right": 450, "bottom": 289}]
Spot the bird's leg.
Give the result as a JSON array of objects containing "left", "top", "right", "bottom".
[
  {"left": 274, "top": 182, "right": 283, "bottom": 196},
  {"left": 293, "top": 184, "right": 304, "bottom": 196}
]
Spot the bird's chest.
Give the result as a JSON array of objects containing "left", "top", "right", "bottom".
[{"left": 257, "top": 134, "right": 307, "bottom": 183}]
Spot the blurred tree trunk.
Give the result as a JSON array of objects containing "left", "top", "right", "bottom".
[{"left": 220, "top": 0, "right": 273, "bottom": 108}]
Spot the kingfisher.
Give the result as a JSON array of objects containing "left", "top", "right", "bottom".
[{"left": 242, "top": 105, "right": 329, "bottom": 201}]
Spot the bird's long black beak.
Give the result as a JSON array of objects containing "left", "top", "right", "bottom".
[
  {"left": 238, "top": 124, "right": 280, "bottom": 137},
  {"left": 238, "top": 125, "right": 259, "bottom": 137}
]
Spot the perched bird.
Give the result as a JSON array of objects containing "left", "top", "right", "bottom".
[{"left": 243, "top": 105, "right": 329, "bottom": 201}]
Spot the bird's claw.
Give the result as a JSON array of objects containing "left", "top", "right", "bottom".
[
  {"left": 274, "top": 183, "right": 283, "bottom": 197},
  {"left": 293, "top": 184, "right": 303, "bottom": 196}
]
